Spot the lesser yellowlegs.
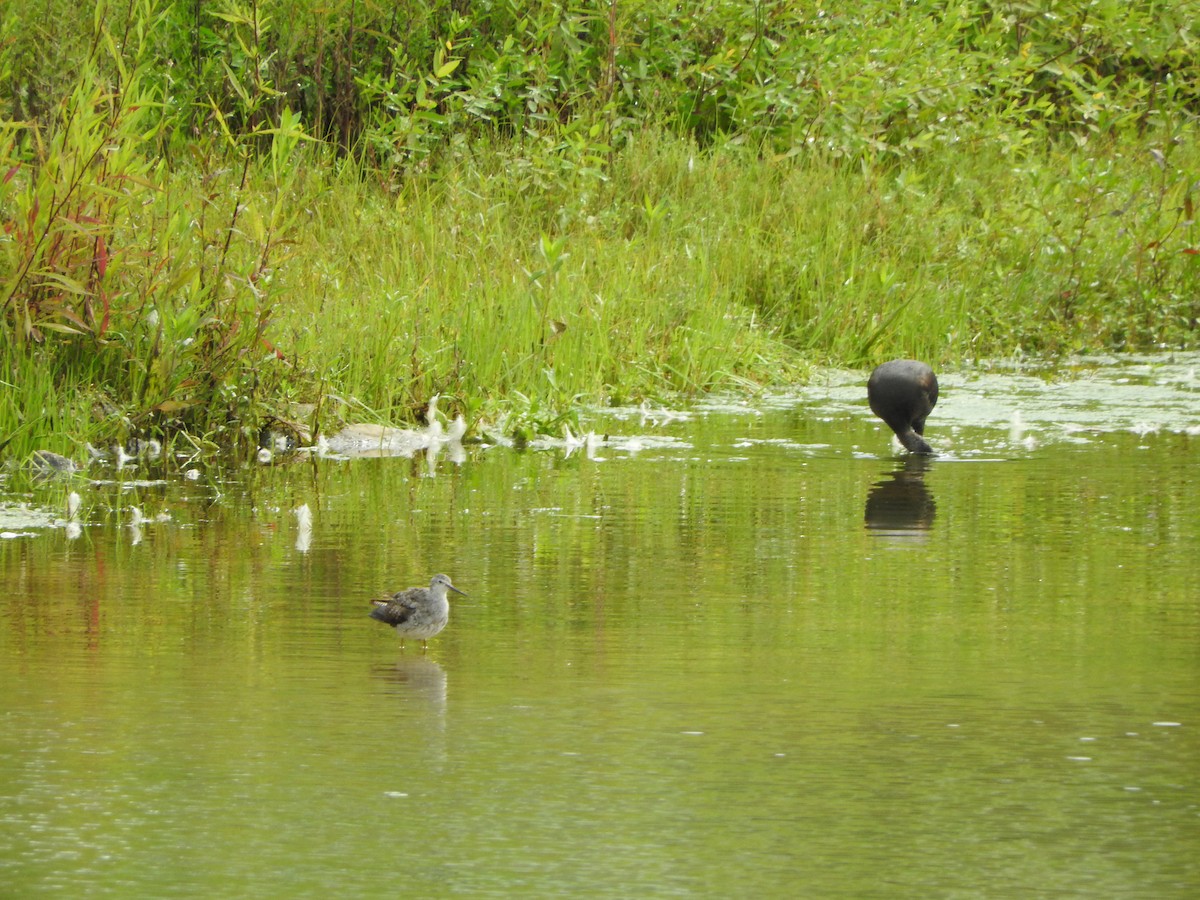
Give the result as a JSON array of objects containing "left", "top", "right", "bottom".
[{"left": 369, "top": 574, "right": 466, "bottom": 650}]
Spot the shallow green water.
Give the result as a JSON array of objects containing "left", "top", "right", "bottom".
[{"left": 2, "top": 357, "right": 1198, "bottom": 897}]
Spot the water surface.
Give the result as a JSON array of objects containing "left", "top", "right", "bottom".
[{"left": 2, "top": 355, "right": 1198, "bottom": 897}]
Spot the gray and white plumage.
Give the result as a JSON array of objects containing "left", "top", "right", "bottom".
[{"left": 369, "top": 574, "right": 466, "bottom": 649}]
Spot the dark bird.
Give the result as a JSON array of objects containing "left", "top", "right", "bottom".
[
  {"left": 867, "top": 359, "right": 939, "bottom": 454},
  {"left": 369, "top": 574, "right": 466, "bottom": 650}
]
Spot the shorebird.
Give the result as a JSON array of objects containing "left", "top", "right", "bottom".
[
  {"left": 867, "top": 359, "right": 939, "bottom": 454},
  {"left": 369, "top": 574, "right": 466, "bottom": 650}
]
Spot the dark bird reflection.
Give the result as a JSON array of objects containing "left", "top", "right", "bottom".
[{"left": 865, "top": 456, "right": 936, "bottom": 540}]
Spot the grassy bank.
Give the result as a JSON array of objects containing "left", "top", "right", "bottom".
[
  {"left": 280, "top": 129, "right": 1200, "bottom": 416},
  {"left": 2, "top": 1, "right": 1198, "bottom": 460}
]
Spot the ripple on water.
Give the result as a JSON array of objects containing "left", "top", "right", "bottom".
[{"left": 1, "top": 352, "right": 1198, "bottom": 896}]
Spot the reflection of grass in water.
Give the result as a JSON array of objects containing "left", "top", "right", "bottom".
[{"left": 2, "top": 415, "right": 1197, "bottom": 897}]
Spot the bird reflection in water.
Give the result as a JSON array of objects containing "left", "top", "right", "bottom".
[
  {"left": 370, "top": 656, "right": 448, "bottom": 719},
  {"left": 370, "top": 657, "right": 450, "bottom": 776},
  {"left": 864, "top": 456, "right": 936, "bottom": 541}
]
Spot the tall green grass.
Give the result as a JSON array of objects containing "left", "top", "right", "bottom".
[
  {"left": 271, "top": 129, "right": 1197, "bottom": 427},
  {"left": 4, "top": 126, "right": 1198, "bottom": 458},
  {"left": 1, "top": 0, "right": 1197, "bottom": 458},
  {"left": 281, "top": 137, "right": 801, "bottom": 424}
]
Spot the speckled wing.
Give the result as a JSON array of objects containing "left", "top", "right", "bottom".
[{"left": 369, "top": 589, "right": 420, "bottom": 627}]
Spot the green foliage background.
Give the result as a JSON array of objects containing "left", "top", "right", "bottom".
[{"left": 1, "top": 0, "right": 1197, "bottom": 457}]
